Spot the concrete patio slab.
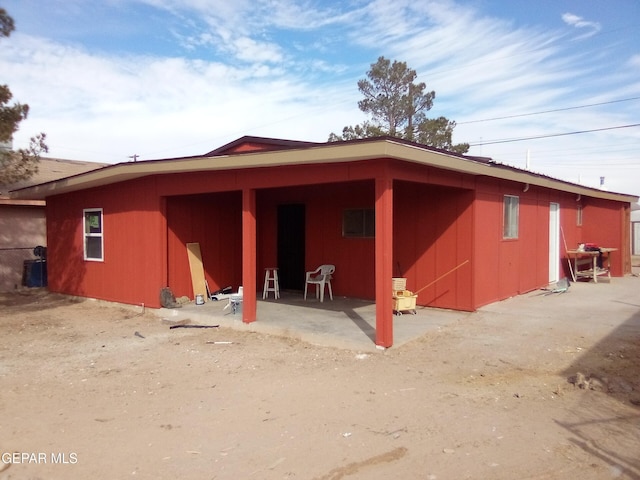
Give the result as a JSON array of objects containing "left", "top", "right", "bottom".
[
  {"left": 158, "top": 291, "right": 470, "bottom": 351},
  {"left": 157, "top": 263, "right": 640, "bottom": 351}
]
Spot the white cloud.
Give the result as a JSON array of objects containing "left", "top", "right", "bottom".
[
  {"left": 1, "top": 0, "right": 638, "bottom": 196},
  {"left": 561, "top": 12, "right": 601, "bottom": 39},
  {"left": 628, "top": 54, "right": 640, "bottom": 68},
  {"left": 0, "top": 29, "right": 353, "bottom": 160}
]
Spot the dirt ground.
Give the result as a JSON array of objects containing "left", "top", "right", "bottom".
[{"left": 1, "top": 272, "right": 639, "bottom": 479}]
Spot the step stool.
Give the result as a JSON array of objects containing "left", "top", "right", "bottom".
[{"left": 263, "top": 267, "right": 280, "bottom": 299}]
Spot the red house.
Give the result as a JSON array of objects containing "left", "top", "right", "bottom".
[{"left": 12, "top": 136, "right": 637, "bottom": 347}]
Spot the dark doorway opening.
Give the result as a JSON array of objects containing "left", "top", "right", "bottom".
[{"left": 277, "top": 204, "right": 305, "bottom": 290}]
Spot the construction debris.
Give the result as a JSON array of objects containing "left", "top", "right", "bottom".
[
  {"left": 160, "top": 287, "right": 181, "bottom": 308},
  {"left": 541, "top": 277, "right": 570, "bottom": 295},
  {"left": 567, "top": 372, "right": 608, "bottom": 392},
  {"left": 169, "top": 324, "right": 219, "bottom": 329}
]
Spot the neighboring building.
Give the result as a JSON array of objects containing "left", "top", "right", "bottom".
[
  {"left": 11, "top": 136, "right": 638, "bottom": 346},
  {"left": 632, "top": 203, "right": 640, "bottom": 256},
  {"left": 0, "top": 157, "right": 106, "bottom": 290}
]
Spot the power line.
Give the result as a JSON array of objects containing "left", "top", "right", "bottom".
[
  {"left": 469, "top": 123, "right": 640, "bottom": 146},
  {"left": 459, "top": 96, "right": 640, "bottom": 125},
  {"left": 493, "top": 144, "right": 639, "bottom": 160}
]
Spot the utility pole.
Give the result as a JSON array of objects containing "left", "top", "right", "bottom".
[{"left": 128, "top": 154, "right": 139, "bottom": 162}]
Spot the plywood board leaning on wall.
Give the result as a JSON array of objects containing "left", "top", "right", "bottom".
[{"left": 186, "top": 242, "right": 207, "bottom": 301}]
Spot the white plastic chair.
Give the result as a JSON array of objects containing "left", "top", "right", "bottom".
[{"left": 304, "top": 265, "right": 335, "bottom": 302}]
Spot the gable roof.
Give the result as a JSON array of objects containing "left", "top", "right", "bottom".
[
  {"left": 205, "top": 135, "right": 321, "bottom": 156},
  {"left": 9, "top": 136, "right": 638, "bottom": 203}
]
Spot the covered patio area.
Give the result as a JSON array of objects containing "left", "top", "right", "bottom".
[{"left": 157, "top": 293, "right": 470, "bottom": 351}]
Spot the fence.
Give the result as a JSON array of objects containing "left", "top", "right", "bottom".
[{"left": 0, "top": 247, "right": 47, "bottom": 292}]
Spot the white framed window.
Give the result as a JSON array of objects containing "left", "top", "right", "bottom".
[
  {"left": 83, "top": 208, "right": 104, "bottom": 261},
  {"left": 576, "top": 205, "right": 583, "bottom": 226},
  {"left": 503, "top": 195, "right": 519, "bottom": 239},
  {"left": 343, "top": 208, "right": 375, "bottom": 238}
]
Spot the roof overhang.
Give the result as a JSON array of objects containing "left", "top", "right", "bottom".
[
  {"left": 0, "top": 198, "right": 45, "bottom": 207},
  {"left": 10, "top": 138, "right": 638, "bottom": 204}
]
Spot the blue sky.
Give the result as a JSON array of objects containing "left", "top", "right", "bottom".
[{"left": 2, "top": 0, "right": 639, "bottom": 197}]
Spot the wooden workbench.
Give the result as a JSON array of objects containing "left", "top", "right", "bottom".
[{"left": 566, "top": 248, "right": 617, "bottom": 283}]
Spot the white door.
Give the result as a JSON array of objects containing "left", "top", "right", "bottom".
[
  {"left": 633, "top": 222, "right": 640, "bottom": 255},
  {"left": 549, "top": 203, "right": 560, "bottom": 282}
]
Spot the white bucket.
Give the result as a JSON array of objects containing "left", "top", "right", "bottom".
[{"left": 195, "top": 294, "right": 204, "bottom": 305}]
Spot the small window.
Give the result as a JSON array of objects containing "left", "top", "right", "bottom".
[
  {"left": 343, "top": 208, "right": 375, "bottom": 238},
  {"left": 83, "top": 208, "right": 104, "bottom": 261},
  {"left": 503, "top": 195, "right": 519, "bottom": 239},
  {"left": 576, "top": 205, "right": 583, "bottom": 226}
]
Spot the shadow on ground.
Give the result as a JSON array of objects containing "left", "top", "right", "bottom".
[
  {"left": 0, "top": 288, "right": 83, "bottom": 311},
  {"left": 557, "top": 292, "right": 640, "bottom": 479}
]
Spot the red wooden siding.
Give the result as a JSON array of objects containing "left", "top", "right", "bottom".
[
  {"left": 256, "top": 181, "right": 376, "bottom": 300},
  {"left": 474, "top": 187, "right": 503, "bottom": 307},
  {"left": 46, "top": 196, "right": 87, "bottom": 295},
  {"left": 579, "top": 198, "right": 626, "bottom": 275},
  {"left": 44, "top": 156, "right": 632, "bottom": 313},
  {"left": 473, "top": 180, "right": 557, "bottom": 308},
  {"left": 514, "top": 188, "right": 552, "bottom": 294},
  {"left": 162, "top": 181, "right": 378, "bottom": 303},
  {"left": 47, "top": 177, "right": 166, "bottom": 306},
  {"left": 393, "top": 181, "right": 474, "bottom": 311},
  {"left": 166, "top": 192, "right": 242, "bottom": 299},
  {"left": 552, "top": 195, "right": 627, "bottom": 277}
]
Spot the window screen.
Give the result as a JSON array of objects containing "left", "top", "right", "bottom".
[
  {"left": 503, "top": 196, "right": 519, "bottom": 239},
  {"left": 83, "top": 208, "right": 104, "bottom": 261}
]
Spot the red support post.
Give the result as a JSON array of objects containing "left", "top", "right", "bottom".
[
  {"left": 242, "top": 188, "right": 257, "bottom": 323},
  {"left": 375, "top": 175, "right": 394, "bottom": 347}
]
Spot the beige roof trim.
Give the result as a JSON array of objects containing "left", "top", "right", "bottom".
[
  {"left": 0, "top": 198, "right": 45, "bottom": 207},
  {"left": 382, "top": 141, "right": 639, "bottom": 202},
  {"left": 10, "top": 138, "right": 638, "bottom": 203}
]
